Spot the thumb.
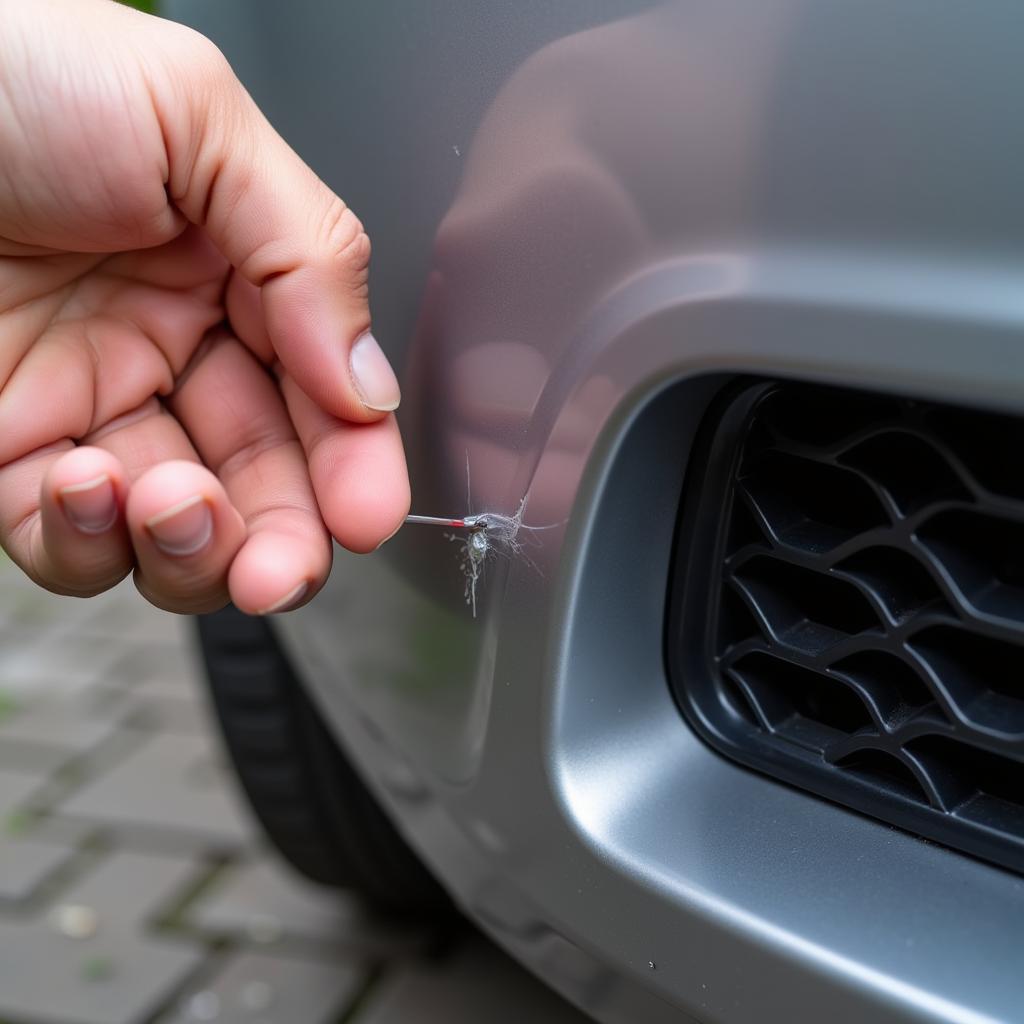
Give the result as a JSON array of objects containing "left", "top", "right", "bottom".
[{"left": 148, "top": 28, "right": 400, "bottom": 421}]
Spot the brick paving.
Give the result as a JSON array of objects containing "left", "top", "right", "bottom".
[{"left": 0, "top": 556, "right": 591, "bottom": 1024}]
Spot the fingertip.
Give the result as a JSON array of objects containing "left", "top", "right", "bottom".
[
  {"left": 328, "top": 464, "right": 410, "bottom": 555},
  {"left": 281, "top": 376, "right": 410, "bottom": 552},
  {"left": 374, "top": 519, "right": 404, "bottom": 551},
  {"left": 349, "top": 331, "right": 401, "bottom": 414},
  {"left": 44, "top": 447, "right": 127, "bottom": 539},
  {"left": 144, "top": 494, "right": 215, "bottom": 557},
  {"left": 126, "top": 460, "right": 245, "bottom": 564},
  {"left": 126, "top": 461, "right": 246, "bottom": 614},
  {"left": 328, "top": 418, "right": 410, "bottom": 554},
  {"left": 227, "top": 531, "right": 326, "bottom": 615},
  {"left": 258, "top": 580, "right": 309, "bottom": 615},
  {"left": 34, "top": 447, "right": 132, "bottom": 595},
  {"left": 46, "top": 447, "right": 126, "bottom": 512},
  {"left": 263, "top": 270, "right": 401, "bottom": 425}
]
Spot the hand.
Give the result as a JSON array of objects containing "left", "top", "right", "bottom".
[{"left": 0, "top": 0, "right": 409, "bottom": 614}]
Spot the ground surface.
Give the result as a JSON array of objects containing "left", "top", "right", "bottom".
[{"left": 0, "top": 558, "right": 590, "bottom": 1024}]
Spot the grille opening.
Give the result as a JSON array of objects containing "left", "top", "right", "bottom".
[
  {"left": 927, "top": 407, "right": 1024, "bottom": 501},
  {"left": 670, "top": 379, "right": 1024, "bottom": 877},
  {"left": 725, "top": 496, "right": 767, "bottom": 555},
  {"left": 917, "top": 510, "right": 1024, "bottom": 623},
  {"left": 838, "top": 431, "right": 971, "bottom": 516},
  {"left": 733, "top": 557, "right": 880, "bottom": 650},
  {"left": 833, "top": 749, "right": 928, "bottom": 804},
  {"left": 832, "top": 547, "right": 945, "bottom": 624},
  {"left": 741, "top": 453, "right": 889, "bottom": 553},
  {"left": 906, "top": 737, "right": 1024, "bottom": 834},
  {"left": 908, "top": 626, "right": 1024, "bottom": 736},
  {"left": 828, "top": 651, "right": 935, "bottom": 727},
  {"left": 716, "top": 586, "right": 760, "bottom": 654},
  {"left": 760, "top": 387, "right": 890, "bottom": 447},
  {"left": 728, "top": 653, "right": 872, "bottom": 739}
]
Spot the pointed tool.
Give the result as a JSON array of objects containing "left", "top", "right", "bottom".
[{"left": 404, "top": 513, "right": 490, "bottom": 529}]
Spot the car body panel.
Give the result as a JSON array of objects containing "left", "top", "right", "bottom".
[{"left": 166, "top": 2, "right": 1024, "bottom": 1021}]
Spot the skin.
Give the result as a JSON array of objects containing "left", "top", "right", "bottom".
[{"left": 0, "top": 0, "right": 410, "bottom": 614}]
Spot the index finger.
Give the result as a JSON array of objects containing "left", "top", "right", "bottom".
[{"left": 279, "top": 371, "right": 410, "bottom": 554}]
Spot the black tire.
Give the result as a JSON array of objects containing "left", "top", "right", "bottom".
[{"left": 195, "top": 604, "right": 450, "bottom": 916}]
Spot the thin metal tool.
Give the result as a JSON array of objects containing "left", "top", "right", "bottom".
[
  {"left": 405, "top": 514, "right": 467, "bottom": 528},
  {"left": 404, "top": 513, "right": 490, "bottom": 529}
]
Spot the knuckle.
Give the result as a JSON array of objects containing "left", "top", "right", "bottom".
[
  {"left": 343, "top": 229, "right": 372, "bottom": 271},
  {"left": 320, "top": 202, "right": 371, "bottom": 274},
  {"left": 167, "top": 24, "right": 233, "bottom": 86}
]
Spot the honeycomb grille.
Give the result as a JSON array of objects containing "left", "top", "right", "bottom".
[{"left": 669, "top": 380, "right": 1024, "bottom": 874}]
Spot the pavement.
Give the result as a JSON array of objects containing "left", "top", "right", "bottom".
[{"left": 0, "top": 556, "right": 591, "bottom": 1024}]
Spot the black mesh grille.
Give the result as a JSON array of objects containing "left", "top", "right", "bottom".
[{"left": 669, "top": 380, "right": 1024, "bottom": 874}]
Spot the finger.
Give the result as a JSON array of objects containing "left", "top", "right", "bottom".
[
  {"left": 0, "top": 237, "right": 224, "bottom": 474},
  {"left": 84, "top": 398, "right": 246, "bottom": 613},
  {"left": 0, "top": 444, "right": 132, "bottom": 597},
  {"left": 126, "top": 460, "right": 245, "bottom": 614},
  {"left": 148, "top": 36, "right": 401, "bottom": 421},
  {"left": 167, "top": 330, "right": 331, "bottom": 615},
  {"left": 280, "top": 372, "right": 410, "bottom": 553},
  {"left": 224, "top": 271, "right": 272, "bottom": 364},
  {"left": 84, "top": 396, "right": 200, "bottom": 482}
]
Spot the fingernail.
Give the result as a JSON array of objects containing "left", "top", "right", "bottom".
[
  {"left": 375, "top": 522, "right": 402, "bottom": 550},
  {"left": 350, "top": 331, "right": 401, "bottom": 412},
  {"left": 258, "top": 581, "right": 308, "bottom": 615},
  {"left": 145, "top": 495, "right": 213, "bottom": 556},
  {"left": 59, "top": 475, "right": 117, "bottom": 534}
]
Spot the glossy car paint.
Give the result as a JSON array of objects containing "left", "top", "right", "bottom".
[{"left": 166, "top": 3, "right": 1024, "bottom": 1021}]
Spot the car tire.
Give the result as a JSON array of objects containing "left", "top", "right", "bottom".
[{"left": 195, "top": 604, "right": 451, "bottom": 916}]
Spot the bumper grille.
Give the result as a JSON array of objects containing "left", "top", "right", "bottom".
[{"left": 670, "top": 380, "right": 1024, "bottom": 874}]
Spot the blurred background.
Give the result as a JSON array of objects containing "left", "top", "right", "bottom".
[{"left": 0, "top": 554, "right": 590, "bottom": 1023}]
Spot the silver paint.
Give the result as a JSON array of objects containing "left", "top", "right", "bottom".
[{"left": 166, "top": 2, "right": 1024, "bottom": 1021}]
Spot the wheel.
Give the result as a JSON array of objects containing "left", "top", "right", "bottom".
[{"left": 194, "top": 604, "right": 451, "bottom": 915}]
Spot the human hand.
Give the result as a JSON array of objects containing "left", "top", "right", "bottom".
[{"left": 0, "top": 0, "right": 409, "bottom": 614}]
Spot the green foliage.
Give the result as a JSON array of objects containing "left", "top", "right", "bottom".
[
  {"left": 3, "top": 810, "right": 31, "bottom": 836},
  {"left": 118, "top": 0, "right": 158, "bottom": 12},
  {"left": 80, "top": 956, "right": 116, "bottom": 983},
  {"left": 0, "top": 691, "right": 18, "bottom": 722}
]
